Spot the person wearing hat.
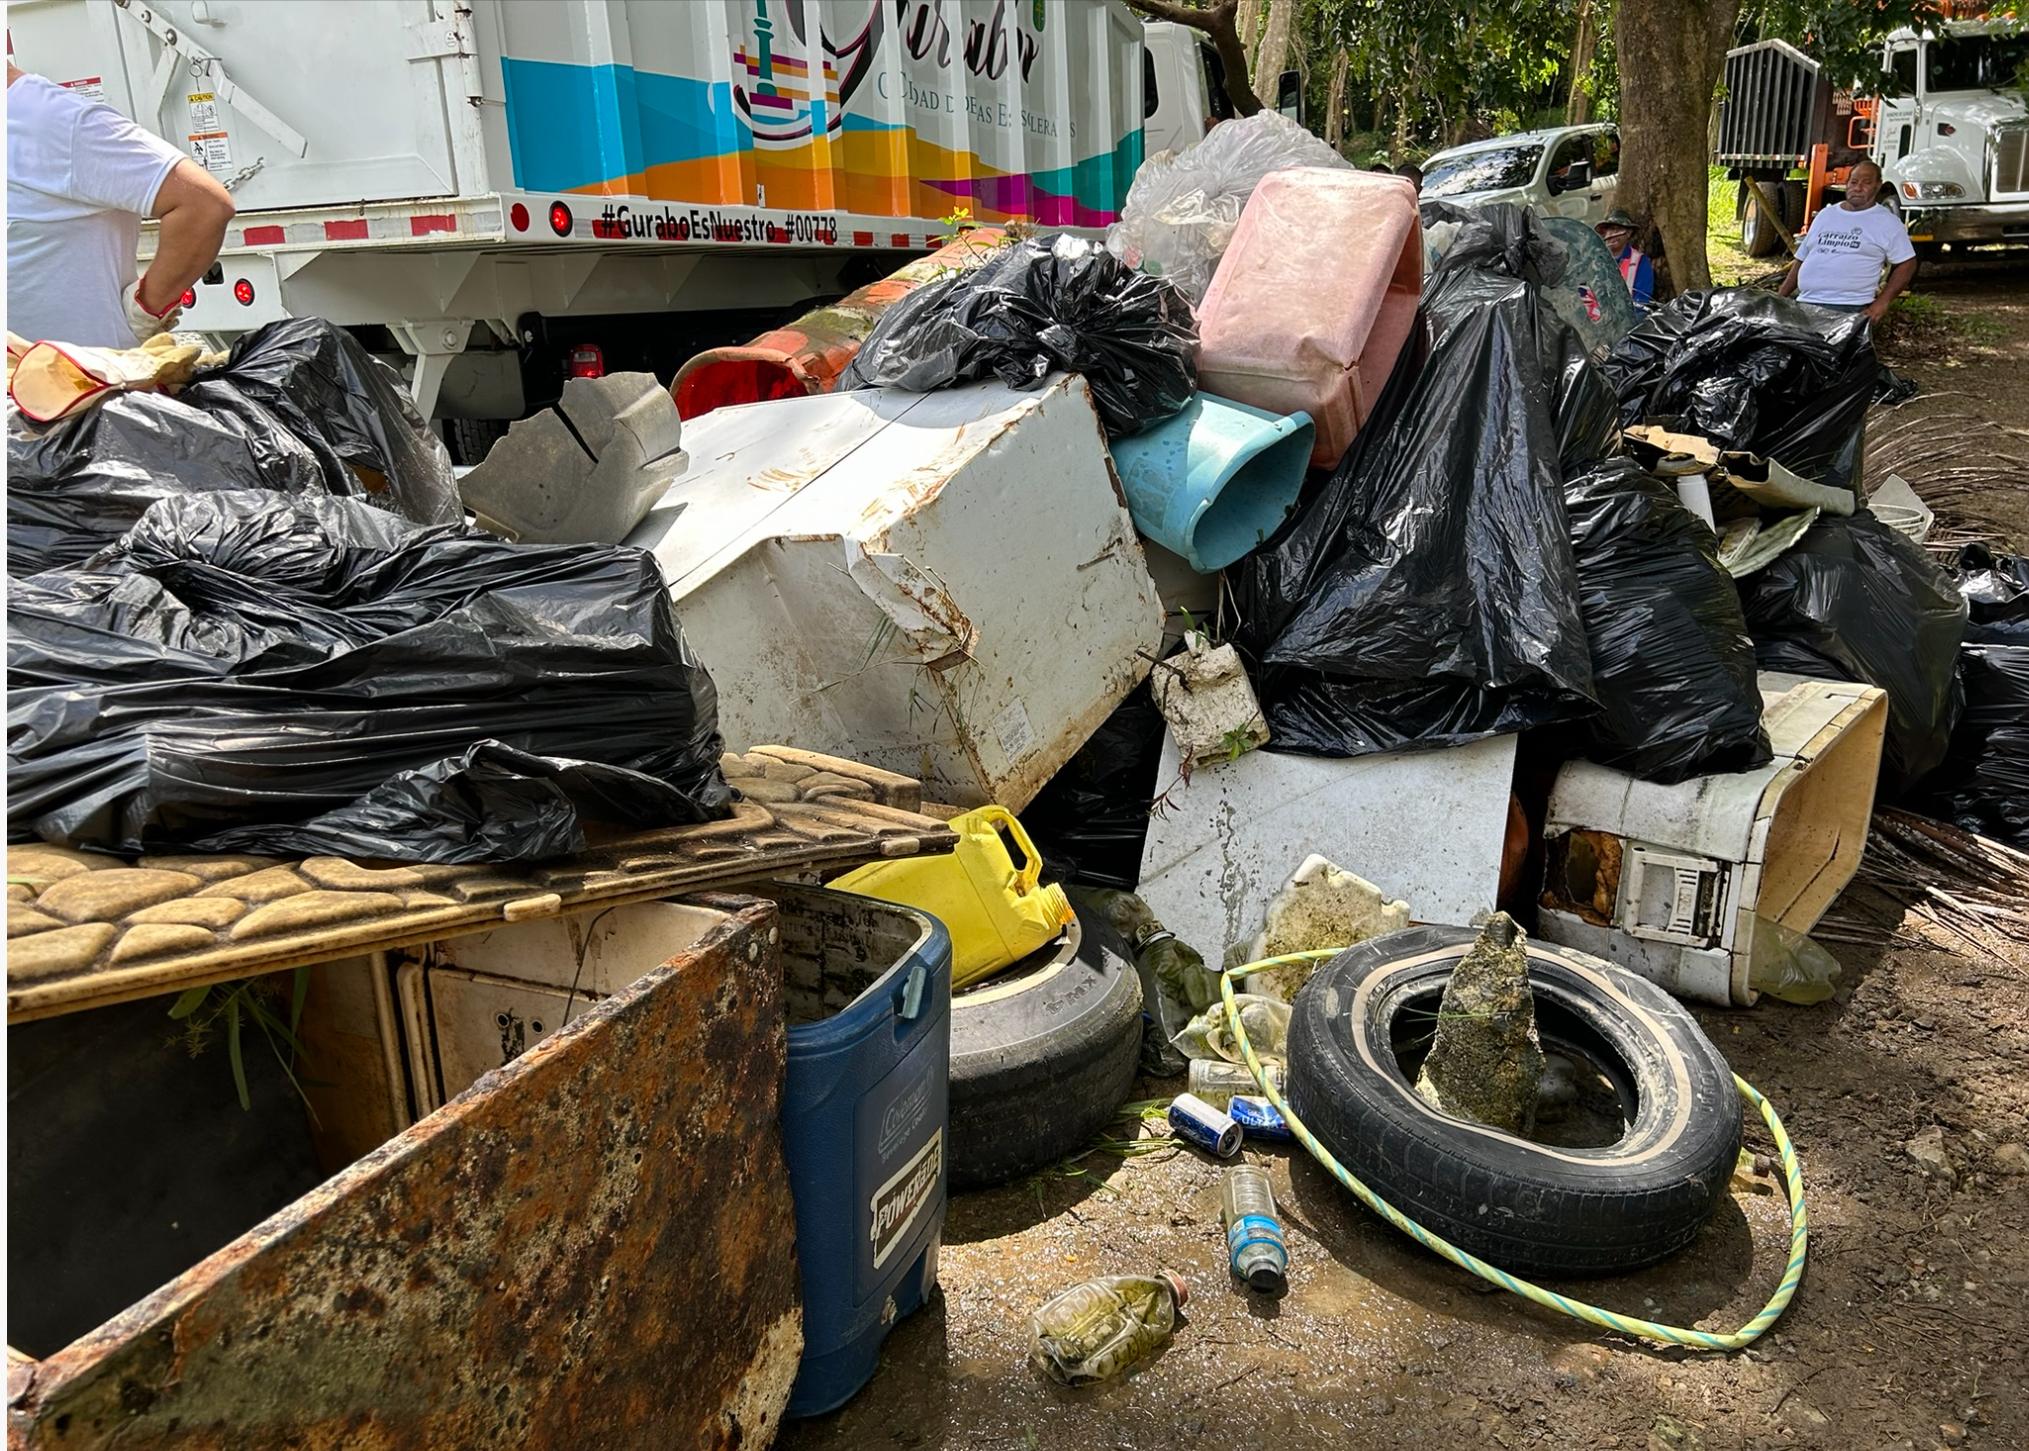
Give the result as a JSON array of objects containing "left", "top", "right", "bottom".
[{"left": 1595, "top": 209, "right": 1654, "bottom": 308}]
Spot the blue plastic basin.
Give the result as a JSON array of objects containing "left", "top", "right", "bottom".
[{"left": 775, "top": 884, "right": 951, "bottom": 1417}]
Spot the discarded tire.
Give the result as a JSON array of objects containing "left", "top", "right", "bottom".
[
  {"left": 1286, "top": 926, "right": 1741, "bottom": 1276},
  {"left": 948, "top": 908, "right": 1143, "bottom": 1189}
]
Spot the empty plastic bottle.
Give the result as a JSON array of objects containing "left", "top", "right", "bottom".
[
  {"left": 1220, "top": 1166, "right": 1289, "bottom": 1293},
  {"left": 1187, "top": 1056, "right": 1282, "bottom": 1110},
  {"left": 1029, "top": 1271, "right": 1188, "bottom": 1385}
]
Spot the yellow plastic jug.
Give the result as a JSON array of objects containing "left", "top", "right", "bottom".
[{"left": 833, "top": 805, "right": 1074, "bottom": 990}]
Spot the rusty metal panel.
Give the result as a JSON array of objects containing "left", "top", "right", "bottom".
[
  {"left": 6, "top": 751, "right": 956, "bottom": 1023},
  {"left": 8, "top": 901, "right": 801, "bottom": 1450}
]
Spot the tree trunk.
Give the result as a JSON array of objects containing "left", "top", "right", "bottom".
[
  {"left": 1614, "top": 0, "right": 1742, "bottom": 297},
  {"left": 1254, "top": 0, "right": 1295, "bottom": 94},
  {"left": 1325, "top": 48, "right": 1349, "bottom": 149},
  {"left": 1237, "top": 0, "right": 1262, "bottom": 55},
  {"left": 1565, "top": 0, "right": 1596, "bottom": 126}
]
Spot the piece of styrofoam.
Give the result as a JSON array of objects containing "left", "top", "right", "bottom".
[{"left": 1135, "top": 731, "right": 1516, "bottom": 967}]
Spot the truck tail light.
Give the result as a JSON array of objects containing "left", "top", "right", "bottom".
[
  {"left": 567, "top": 344, "right": 606, "bottom": 379},
  {"left": 181, "top": 288, "right": 197, "bottom": 308},
  {"left": 510, "top": 202, "right": 530, "bottom": 232},
  {"left": 549, "top": 201, "right": 573, "bottom": 236},
  {"left": 233, "top": 278, "right": 256, "bottom": 306}
]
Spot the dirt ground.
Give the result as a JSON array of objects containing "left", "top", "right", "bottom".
[{"left": 781, "top": 258, "right": 2029, "bottom": 1451}]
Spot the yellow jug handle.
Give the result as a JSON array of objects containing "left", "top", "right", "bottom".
[{"left": 976, "top": 804, "right": 1043, "bottom": 895}]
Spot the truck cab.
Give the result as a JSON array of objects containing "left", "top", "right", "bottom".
[
  {"left": 1875, "top": 18, "right": 2029, "bottom": 249},
  {"left": 1140, "top": 20, "right": 1303, "bottom": 159}
]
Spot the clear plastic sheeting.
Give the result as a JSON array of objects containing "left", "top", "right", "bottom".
[
  {"left": 1740, "top": 510, "right": 1967, "bottom": 790},
  {"left": 1106, "top": 110, "right": 1352, "bottom": 304},
  {"left": 8, "top": 491, "right": 730, "bottom": 863},
  {"left": 837, "top": 232, "right": 1196, "bottom": 437},
  {"left": 1745, "top": 914, "right": 1841, "bottom": 1005},
  {"left": 1602, "top": 289, "right": 1877, "bottom": 492},
  {"left": 7, "top": 317, "right": 459, "bottom": 575}
]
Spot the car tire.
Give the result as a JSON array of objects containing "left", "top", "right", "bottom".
[
  {"left": 1285, "top": 925, "right": 1742, "bottom": 1277},
  {"left": 947, "top": 908, "right": 1144, "bottom": 1190}
]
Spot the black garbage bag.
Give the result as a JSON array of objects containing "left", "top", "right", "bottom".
[
  {"left": 1908, "top": 642, "right": 2029, "bottom": 845},
  {"left": 1602, "top": 289, "right": 1877, "bottom": 491},
  {"left": 1950, "top": 542, "right": 2029, "bottom": 642},
  {"left": 838, "top": 232, "right": 1196, "bottom": 436},
  {"left": 1739, "top": 510, "right": 1966, "bottom": 789},
  {"left": 1233, "top": 239, "right": 1601, "bottom": 757},
  {"left": 8, "top": 491, "right": 730, "bottom": 862},
  {"left": 7, "top": 318, "right": 460, "bottom": 575},
  {"left": 1422, "top": 200, "right": 1639, "bottom": 364},
  {"left": 1564, "top": 458, "right": 1771, "bottom": 783},
  {"left": 1022, "top": 684, "right": 1166, "bottom": 890}
]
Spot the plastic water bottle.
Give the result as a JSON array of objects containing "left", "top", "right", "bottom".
[
  {"left": 1220, "top": 1166, "right": 1289, "bottom": 1293},
  {"left": 1029, "top": 1271, "right": 1188, "bottom": 1385},
  {"left": 1187, "top": 1057, "right": 1282, "bottom": 1110}
]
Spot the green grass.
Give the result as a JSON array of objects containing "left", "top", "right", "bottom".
[{"left": 1705, "top": 166, "right": 1759, "bottom": 287}]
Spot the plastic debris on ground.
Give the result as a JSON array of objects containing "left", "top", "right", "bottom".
[
  {"left": 1029, "top": 1271, "right": 1188, "bottom": 1385},
  {"left": 1232, "top": 205, "right": 1605, "bottom": 759},
  {"left": 1149, "top": 633, "right": 1270, "bottom": 769},
  {"left": 1562, "top": 456, "right": 1773, "bottom": 783},
  {"left": 1105, "top": 110, "right": 1350, "bottom": 304},
  {"left": 8, "top": 491, "right": 729, "bottom": 862},
  {"left": 1073, "top": 885, "right": 1214, "bottom": 1077},
  {"left": 1602, "top": 288, "right": 1877, "bottom": 493},
  {"left": 1172, "top": 993, "right": 1290, "bottom": 1065},
  {"left": 1866, "top": 472, "right": 1935, "bottom": 543},
  {"left": 837, "top": 231, "right": 1196, "bottom": 437},
  {"left": 7, "top": 317, "right": 460, "bottom": 574},
  {"left": 1738, "top": 510, "right": 1967, "bottom": 790},
  {"left": 1195, "top": 166, "right": 1422, "bottom": 467}
]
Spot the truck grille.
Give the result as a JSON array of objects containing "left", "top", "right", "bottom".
[{"left": 1996, "top": 125, "right": 2029, "bottom": 200}]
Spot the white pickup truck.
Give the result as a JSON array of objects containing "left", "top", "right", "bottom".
[{"left": 9, "top": 0, "right": 1246, "bottom": 451}]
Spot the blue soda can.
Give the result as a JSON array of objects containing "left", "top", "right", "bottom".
[
  {"left": 1228, "top": 1094, "right": 1294, "bottom": 1144},
  {"left": 1167, "top": 1092, "right": 1242, "bottom": 1158}
]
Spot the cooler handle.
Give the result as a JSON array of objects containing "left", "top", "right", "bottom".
[{"left": 896, "top": 960, "right": 929, "bottom": 1022}]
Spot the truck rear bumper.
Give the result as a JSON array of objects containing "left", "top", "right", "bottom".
[{"left": 1903, "top": 200, "right": 2029, "bottom": 245}]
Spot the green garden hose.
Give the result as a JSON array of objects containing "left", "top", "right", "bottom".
[{"left": 1219, "top": 949, "right": 1808, "bottom": 1352}]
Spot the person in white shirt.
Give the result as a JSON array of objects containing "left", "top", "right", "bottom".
[
  {"left": 1776, "top": 161, "right": 1917, "bottom": 325},
  {"left": 7, "top": 63, "right": 236, "bottom": 349}
]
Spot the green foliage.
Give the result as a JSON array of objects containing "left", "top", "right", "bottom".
[
  {"left": 170, "top": 967, "right": 314, "bottom": 1112},
  {"left": 1735, "top": 1, "right": 1932, "bottom": 93}
]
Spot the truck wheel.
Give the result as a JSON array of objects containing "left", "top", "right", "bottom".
[
  {"left": 446, "top": 416, "right": 508, "bottom": 467},
  {"left": 1284, "top": 925, "right": 1742, "bottom": 1277},
  {"left": 1738, "top": 180, "right": 1784, "bottom": 258},
  {"left": 947, "top": 908, "right": 1143, "bottom": 1190}
]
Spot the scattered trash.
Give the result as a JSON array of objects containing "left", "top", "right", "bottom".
[
  {"left": 1743, "top": 913, "right": 1842, "bottom": 1006},
  {"left": 627, "top": 375, "right": 1164, "bottom": 809},
  {"left": 1540, "top": 680, "right": 1887, "bottom": 1006},
  {"left": 1168, "top": 1091, "right": 1243, "bottom": 1157},
  {"left": 1561, "top": 457, "right": 1773, "bottom": 784},
  {"left": 1173, "top": 993, "right": 1291, "bottom": 1066},
  {"left": 8, "top": 491, "right": 729, "bottom": 861},
  {"left": 1186, "top": 1058, "right": 1282, "bottom": 1112},
  {"left": 1106, "top": 110, "right": 1351, "bottom": 304},
  {"left": 1604, "top": 288, "right": 1878, "bottom": 492},
  {"left": 1148, "top": 634, "right": 1271, "bottom": 770},
  {"left": 1949, "top": 542, "right": 2029, "bottom": 638},
  {"left": 1107, "top": 392, "right": 1312, "bottom": 574},
  {"left": 1740, "top": 510, "right": 1968, "bottom": 790},
  {"left": 1136, "top": 733, "right": 1512, "bottom": 973},
  {"left": 1412, "top": 913, "right": 1546, "bottom": 1135},
  {"left": 1029, "top": 1270, "right": 1188, "bottom": 1386},
  {"left": 1220, "top": 1165, "right": 1289, "bottom": 1293},
  {"left": 458, "top": 372, "right": 686, "bottom": 545},
  {"left": 838, "top": 231, "right": 1197, "bottom": 438},
  {"left": 833, "top": 805, "right": 1072, "bottom": 991},
  {"left": 1227, "top": 1095, "right": 1295, "bottom": 1144},
  {"left": 1196, "top": 166, "right": 1422, "bottom": 467},
  {"left": 1241, "top": 856, "right": 1411, "bottom": 1001}
]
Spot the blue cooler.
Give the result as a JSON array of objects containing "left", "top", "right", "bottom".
[{"left": 774, "top": 884, "right": 951, "bottom": 1417}]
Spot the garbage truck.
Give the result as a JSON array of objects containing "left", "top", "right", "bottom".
[
  {"left": 8, "top": 0, "right": 1245, "bottom": 455},
  {"left": 1717, "top": 5, "right": 2028, "bottom": 258}
]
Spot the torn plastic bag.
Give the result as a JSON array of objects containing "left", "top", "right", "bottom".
[
  {"left": 837, "top": 232, "right": 1196, "bottom": 436},
  {"left": 1949, "top": 542, "right": 2029, "bottom": 641},
  {"left": 1422, "top": 202, "right": 1638, "bottom": 365},
  {"left": 1233, "top": 236, "right": 1601, "bottom": 757},
  {"left": 1602, "top": 289, "right": 1877, "bottom": 491},
  {"left": 1564, "top": 458, "right": 1772, "bottom": 783},
  {"left": 8, "top": 490, "right": 730, "bottom": 862},
  {"left": 1023, "top": 684, "right": 1166, "bottom": 890},
  {"left": 1106, "top": 110, "right": 1350, "bottom": 304},
  {"left": 1738, "top": 510, "right": 1966, "bottom": 789},
  {"left": 1907, "top": 642, "right": 2029, "bottom": 845},
  {"left": 6, "top": 317, "right": 459, "bottom": 575}
]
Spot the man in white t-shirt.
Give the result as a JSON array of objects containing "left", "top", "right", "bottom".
[
  {"left": 7, "top": 63, "right": 236, "bottom": 348},
  {"left": 1777, "top": 161, "right": 1917, "bottom": 325}
]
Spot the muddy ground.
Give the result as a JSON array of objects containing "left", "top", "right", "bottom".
[{"left": 782, "top": 257, "right": 2029, "bottom": 1451}]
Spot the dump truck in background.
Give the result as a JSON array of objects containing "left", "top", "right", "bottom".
[
  {"left": 8, "top": 0, "right": 1239, "bottom": 456},
  {"left": 1717, "top": 7, "right": 2028, "bottom": 259}
]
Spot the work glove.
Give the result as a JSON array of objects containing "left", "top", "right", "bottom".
[{"left": 124, "top": 282, "right": 183, "bottom": 342}]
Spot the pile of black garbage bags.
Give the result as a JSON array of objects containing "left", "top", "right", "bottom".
[{"left": 7, "top": 319, "right": 730, "bottom": 863}]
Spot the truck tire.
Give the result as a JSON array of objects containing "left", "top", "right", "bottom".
[
  {"left": 447, "top": 416, "right": 508, "bottom": 467},
  {"left": 1285, "top": 925, "right": 1741, "bottom": 1277},
  {"left": 1739, "top": 179, "right": 1786, "bottom": 258},
  {"left": 947, "top": 909, "right": 1143, "bottom": 1190}
]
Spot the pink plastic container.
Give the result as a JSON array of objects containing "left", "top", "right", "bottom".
[{"left": 1195, "top": 169, "right": 1424, "bottom": 469}]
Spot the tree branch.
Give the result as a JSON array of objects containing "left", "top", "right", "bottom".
[{"left": 1127, "top": 0, "right": 1264, "bottom": 117}]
